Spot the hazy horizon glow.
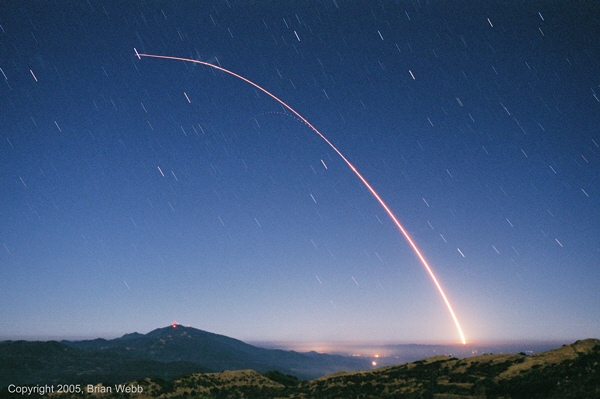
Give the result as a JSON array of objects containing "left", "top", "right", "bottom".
[
  {"left": 0, "top": 323, "right": 574, "bottom": 359},
  {"left": 1, "top": 2, "right": 599, "bottom": 345}
]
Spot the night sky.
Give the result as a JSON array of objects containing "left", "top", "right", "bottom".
[{"left": 1, "top": 1, "right": 599, "bottom": 345}]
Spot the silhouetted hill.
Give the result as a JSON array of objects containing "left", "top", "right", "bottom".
[
  {"left": 62, "top": 324, "right": 370, "bottom": 379},
  {"left": 41, "top": 338, "right": 600, "bottom": 398},
  {"left": 120, "top": 332, "right": 144, "bottom": 341},
  {"left": 0, "top": 340, "right": 209, "bottom": 390}
]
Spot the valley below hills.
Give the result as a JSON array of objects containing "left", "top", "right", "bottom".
[{"left": 1, "top": 326, "right": 598, "bottom": 398}]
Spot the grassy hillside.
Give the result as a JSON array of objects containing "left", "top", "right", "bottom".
[{"left": 36, "top": 338, "right": 599, "bottom": 398}]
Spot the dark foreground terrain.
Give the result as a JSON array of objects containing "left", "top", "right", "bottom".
[{"left": 6, "top": 338, "right": 595, "bottom": 399}]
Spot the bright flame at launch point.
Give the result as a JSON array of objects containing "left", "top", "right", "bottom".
[{"left": 138, "top": 52, "right": 467, "bottom": 345}]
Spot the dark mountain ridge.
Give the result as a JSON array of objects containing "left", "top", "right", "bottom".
[
  {"left": 62, "top": 324, "right": 369, "bottom": 379},
  {"left": 0, "top": 339, "right": 208, "bottom": 389},
  {"left": 0, "top": 324, "right": 369, "bottom": 388}
]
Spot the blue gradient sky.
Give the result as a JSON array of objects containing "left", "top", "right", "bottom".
[{"left": 1, "top": 1, "right": 598, "bottom": 345}]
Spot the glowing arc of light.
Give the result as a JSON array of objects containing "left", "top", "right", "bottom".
[{"left": 138, "top": 52, "right": 467, "bottom": 345}]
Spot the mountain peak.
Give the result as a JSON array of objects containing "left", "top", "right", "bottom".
[
  {"left": 57, "top": 325, "right": 370, "bottom": 380},
  {"left": 120, "top": 332, "right": 144, "bottom": 340},
  {"left": 144, "top": 324, "right": 215, "bottom": 340}
]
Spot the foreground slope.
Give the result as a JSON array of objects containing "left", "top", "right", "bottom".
[{"left": 44, "top": 338, "right": 599, "bottom": 398}]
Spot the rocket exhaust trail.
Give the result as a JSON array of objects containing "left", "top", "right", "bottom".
[{"left": 138, "top": 52, "right": 467, "bottom": 345}]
